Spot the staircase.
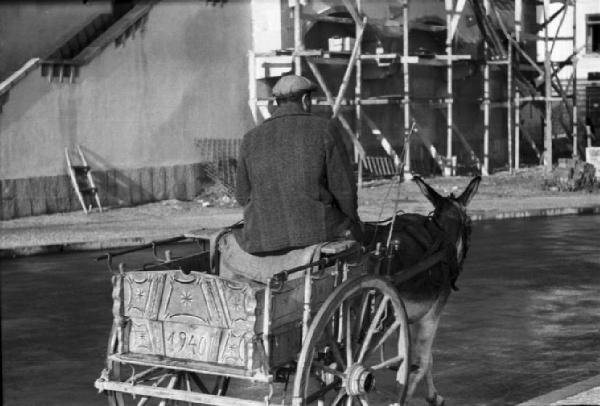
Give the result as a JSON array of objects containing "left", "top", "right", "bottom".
[
  {"left": 0, "top": 1, "right": 162, "bottom": 98},
  {"left": 46, "top": 14, "right": 116, "bottom": 62},
  {"left": 39, "top": 1, "right": 153, "bottom": 84},
  {"left": 41, "top": 12, "right": 117, "bottom": 84}
]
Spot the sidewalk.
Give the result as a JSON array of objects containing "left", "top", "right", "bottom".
[
  {"left": 517, "top": 375, "right": 600, "bottom": 406},
  {"left": 1, "top": 171, "right": 599, "bottom": 257}
]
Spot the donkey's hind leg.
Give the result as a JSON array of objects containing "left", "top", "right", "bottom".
[
  {"left": 405, "top": 293, "right": 449, "bottom": 405},
  {"left": 414, "top": 318, "right": 444, "bottom": 406},
  {"left": 425, "top": 356, "right": 444, "bottom": 406},
  {"left": 404, "top": 318, "right": 439, "bottom": 405},
  {"left": 404, "top": 324, "right": 425, "bottom": 405},
  {"left": 422, "top": 294, "right": 449, "bottom": 406}
]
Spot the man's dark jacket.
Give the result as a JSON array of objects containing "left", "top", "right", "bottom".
[{"left": 235, "top": 103, "right": 359, "bottom": 254}]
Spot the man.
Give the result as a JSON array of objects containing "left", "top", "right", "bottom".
[{"left": 235, "top": 74, "right": 360, "bottom": 255}]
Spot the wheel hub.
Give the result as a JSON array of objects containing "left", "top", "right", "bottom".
[{"left": 346, "top": 364, "right": 375, "bottom": 396}]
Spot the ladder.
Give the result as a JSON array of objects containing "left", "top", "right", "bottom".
[{"left": 65, "top": 145, "right": 102, "bottom": 214}]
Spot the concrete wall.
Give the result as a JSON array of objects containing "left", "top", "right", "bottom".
[
  {"left": 0, "top": 1, "right": 112, "bottom": 80},
  {"left": 0, "top": 0, "right": 254, "bottom": 219},
  {"left": 0, "top": 163, "right": 208, "bottom": 219}
]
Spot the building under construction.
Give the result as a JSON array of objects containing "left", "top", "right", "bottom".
[
  {"left": 250, "top": 0, "right": 598, "bottom": 179},
  {"left": 1, "top": 0, "right": 599, "bottom": 219}
]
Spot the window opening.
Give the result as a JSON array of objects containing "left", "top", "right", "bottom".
[{"left": 587, "top": 14, "right": 600, "bottom": 53}]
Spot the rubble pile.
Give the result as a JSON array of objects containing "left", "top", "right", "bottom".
[
  {"left": 195, "top": 183, "right": 237, "bottom": 207},
  {"left": 545, "top": 158, "right": 597, "bottom": 192}
]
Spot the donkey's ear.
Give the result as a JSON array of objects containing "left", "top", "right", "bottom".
[
  {"left": 457, "top": 176, "right": 481, "bottom": 207},
  {"left": 413, "top": 175, "right": 444, "bottom": 207}
]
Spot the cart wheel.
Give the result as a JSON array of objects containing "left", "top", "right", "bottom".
[
  {"left": 292, "top": 275, "right": 410, "bottom": 406},
  {"left": 104, "top": 367, "right": 230, "bottom": 405},
  {"left": 104, "top": 323, "right": 230, "bottom": 405}
]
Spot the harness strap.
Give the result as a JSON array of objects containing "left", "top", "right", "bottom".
[
  {"left": 404, "top": 224, "right": 434, "bottom": 250},
  {"left": 390, "top": 249, "right": 447, "bottom": 286}
]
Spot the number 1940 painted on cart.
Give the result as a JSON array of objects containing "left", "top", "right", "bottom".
[{"left": 164, "top": 324, "right": 221, "bottom": 362}]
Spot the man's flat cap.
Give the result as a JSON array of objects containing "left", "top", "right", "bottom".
[{"left": 272, "top": 75, "right": 317, "bottom": 97}]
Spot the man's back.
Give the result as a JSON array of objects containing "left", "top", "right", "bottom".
[{"left": 235, "top": 103, "right": 358, "bottom": 254}]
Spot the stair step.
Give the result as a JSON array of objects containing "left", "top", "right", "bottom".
[
  {"left": 71, "top": 165, "right": 91, "bottom": 173},
  {"left": 74, "top": 4, "right": 154, "bottom": 64},
  {"left": 76, "top": 33, "right": 86, "bottom": 51},
  {"left": 83, "top": 24, "right": 94, "bottom": 39},
  {"left": 79, "top": 187, "right": 98, "bottom": 194}
]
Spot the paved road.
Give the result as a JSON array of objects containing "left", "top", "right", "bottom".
[{"left": 2, "top": 215, "right": 599, "bottom": 405}]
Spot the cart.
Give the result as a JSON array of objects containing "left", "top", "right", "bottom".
[{"left": 94, "top": 227, "right": 449, "bottom": 406}]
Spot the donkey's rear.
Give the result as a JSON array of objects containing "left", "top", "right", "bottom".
[{"left": 368, "top": 176, "right": 481, "bottom": 405}]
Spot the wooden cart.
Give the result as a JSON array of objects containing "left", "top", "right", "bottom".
[{"left": 93, "top": 229, "right": 446, "bottom": 406}]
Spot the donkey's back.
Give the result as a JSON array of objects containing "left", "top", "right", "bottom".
[{"left": 365, "top": 211, "right": 456, "bottom": 302}]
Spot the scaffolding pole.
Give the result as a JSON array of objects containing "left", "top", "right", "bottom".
[
  {"left": 306, "top": 60, "right": 365, "bottom": 159},
  {"left": 445, "top": 0, "right": 454, "bottom": 176},
  {"left": 402, "top": 0, "right": 411, "bottom": 175},
  {"left": 356, "top": 0, "right": 363, "bottom": 187},
  {"left": 543, "top": 0, "right": 553, "bottom": 172},
  {"left": 482, "top": 0, "right": 490, "bottom": 176},
  {"left": 507, "top": 37, "right": 513, "bottom": 173},
  {"left": 248, "top": 50, "right": 258, "bottom": 124},
  {"left": 514, "top": 0, "right": 521, "bottom": 170},
  {"left": 332, "top": 20, "right": 365, "bottom": 118},
  {"left": 572, "top": 0, "right": 578, "bottom": 158},
  {"left": 294, "top": 0, "right": 302, "bottom": 74}
]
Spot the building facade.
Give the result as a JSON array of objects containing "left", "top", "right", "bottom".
[{"left": 0, "top": 1, "right": 254, "bottom": 219}]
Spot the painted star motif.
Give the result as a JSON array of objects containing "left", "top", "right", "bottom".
[
  {"left": 180, "top": 291, "right": 193, "bottom": 306},
  {"left": 230, "top": 294, "right": 243, "bottom": 312},
  {"left": 135, "top": 288, "right": 145, "bottom": 300}
]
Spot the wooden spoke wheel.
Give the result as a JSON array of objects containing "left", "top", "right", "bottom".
[
  {"left": 104, "top": 324, "right": 229, "bottom": 405},
  {"left": 292, "top": 275, "right": 410, "bottom": 406}
]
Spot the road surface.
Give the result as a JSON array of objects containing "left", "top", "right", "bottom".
[{"left": 2, "top": 215, "right": 599, "bottom": 405}]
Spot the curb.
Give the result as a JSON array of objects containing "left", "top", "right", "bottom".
[
  {"left": 469, "top": 205, "right": 600, "bottom": 221},
  {"left": 0, "top": 236, "right": 155, "bottom": 259},
  {"left": 2, "top": 205, "right": 600, "bottom": 259},
  {"left": 516, "top": 375, "right": 600, "bottom": 406}
]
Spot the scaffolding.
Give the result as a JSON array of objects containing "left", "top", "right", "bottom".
[
  {"left": 248, "top": 0, "right": 579, "bottom": 180},
  {"left": 479, "top": 0, "right": 579, "bottom": 174},
  {"left": 249, "top": 0, "right": 478, "bottom": 182}
]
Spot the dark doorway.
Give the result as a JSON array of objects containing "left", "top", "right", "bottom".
[{"left": 586, "top": 85, "right": 600, "bottom": 140}]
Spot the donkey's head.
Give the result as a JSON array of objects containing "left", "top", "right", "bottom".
[{"left": 413, "top": 175, "right": 481, "bottom": 265}]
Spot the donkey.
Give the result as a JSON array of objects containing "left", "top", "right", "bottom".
[{"left": 365, "top": 175, "right": 481, "bottom": 406}]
